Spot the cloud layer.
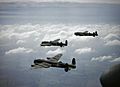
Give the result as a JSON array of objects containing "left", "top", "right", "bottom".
[
  {"left": 0, "top": 23, "right": 120, "bottom": 87},
  {"left": 0, "top": 23, "right": 120, "bottom": 62}
]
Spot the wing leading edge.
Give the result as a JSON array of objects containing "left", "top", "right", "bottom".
[
  {"left": 47, "top": 53, "right": 63, "bottom": 62},
  {"left": 32, "top": 62, "right": 51, "bottom": 68},
  {"left": 53, "top": 39, "right": 60, "bottom": 43}
]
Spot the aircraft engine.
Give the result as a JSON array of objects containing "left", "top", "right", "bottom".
[
  {"left": 93, "top": 33, "right": 95, "bottom": 37},
  {"left": 64, "top": 63, "right": 69, "bottom": 72},
  {"left": 60, "top": 42, "right": 63, "bottom": 47},
  {"left": 47, "top": 57, "right": 51, "bottom": 60}
]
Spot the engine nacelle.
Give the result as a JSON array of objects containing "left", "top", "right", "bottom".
[
  {"left": 47, "top": 57, "right": 51, "bottom": 60},
  {"left": 64, "top": 63, "right": 69, "bottom": 72}
]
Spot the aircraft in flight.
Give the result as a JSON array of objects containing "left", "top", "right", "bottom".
[
  {"left": 31, "top": 54, "right": 76, "bottom": 72},
  {"left": 40, "top": 39, "right": 68, "bottom": 47},
  {"left": 74, "top": 31, "right": 98, "bottom": 37}
]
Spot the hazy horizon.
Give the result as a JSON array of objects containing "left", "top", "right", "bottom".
[
  {"left": 0, "top": 0, "right": 120, "bottom": 4},
  {"left": 0, "top": 3, "right": 120, "bottom": 25}
]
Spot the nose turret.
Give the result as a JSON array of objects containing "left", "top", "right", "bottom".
[
  {"left": 74, "top": 32, "right": 79, "bottom": 36},
  {"left": 34, "top": 59, "right": 43, "bottom": 64}
]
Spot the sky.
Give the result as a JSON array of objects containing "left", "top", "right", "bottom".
[
  {"left": 0, "top": 3, "right": 120, "bottom": 24},
  {"left": 0, "top": 1, "right": 120, "bottom": 87},
  {"left": 0, "top": 0, "right": 120, "bottom": 4},
  {"left": 0, "top": 23, "right": 120, "bottom": 87}
]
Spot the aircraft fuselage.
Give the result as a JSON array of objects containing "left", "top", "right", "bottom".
[
  {"left": 40, "top": 40, "right": 67, "bottom": 47},
  {"left": 33, "top": 59, "right": 76, "bottom": 69},
  {"left": 74, "top": 32, "right": 93, "bottom": 36},
  {"left": 74, "top": 31, "right": 98, "bottom": 37}
]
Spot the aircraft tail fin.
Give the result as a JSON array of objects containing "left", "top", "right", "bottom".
[
  {"left": 65, "top": 40, "right": 68, "bottom": 46},
  {"left": 64, "top": 58, "right": 76, "bottom": 72},
  {"left": 95, "top": 31, "right": 98, "bottom": 36},
  {"left": 72, "top": 58, "right": 76, "bottom": 65}
]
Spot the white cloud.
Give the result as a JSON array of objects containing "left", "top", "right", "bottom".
[
  {"left": 104, "top": 34, "right": 120, "bottom": 41},
  {"left": 46, "top": 48, "right": 65, "bottom": 56},
  {"left": 0, "top": 24, "right": 120, "bottom": 60},
  {"left": 91, "top": 56, "right": 113, "bottom": 62},
  {"left": 16, "top": 40, "right": 26, "bottom": 44},
  {"left": 104, "top": 33, "right": 120, "bottom": 46},
  {"left": 9, "top": 31, "right": 39, "bottom": 39},
  {"left": 105, "top": 40, "right": 120, "bottom": 46},
  {"left": 110, "top": 57, "right": 120, "bottom": 62},
  {"left": 5, "top": 47, "right": 34, "bottom": 55},
  {"left": 91, "top": 56, "right": 120, "bottom": 62},
  {"left": 0, "top": 27, "right": 14, "bottom": 39},
  {"left": 75, "top": 47, "right": 93, "bottom": 54}
]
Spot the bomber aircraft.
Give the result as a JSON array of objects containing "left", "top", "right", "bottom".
[
  {"left": 40, "top": 39, "right": 68, "bottom": 47},
  {"left": 31, "top": 54, "right": 76, "bottom": 72},
  {"left": 74, "top": 31, "right": 98, "bottom": 37}
]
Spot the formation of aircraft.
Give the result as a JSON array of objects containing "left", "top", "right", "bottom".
[
  {"left": 74, "top": 31, "right": 98, "bottom": 37},
  {"left": 40, "top": 39, "right": 68, "bottom": 47},
  {"left": 31, "top": 31, "right": 98, "bottom": 72},
  {"left": 31, "top": 54, "right": 76, "bottom": 72}
]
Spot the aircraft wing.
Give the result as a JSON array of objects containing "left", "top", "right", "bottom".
[
  {"left": 33, "top": 62, "right": 51, "bottom": 68},
  {"left": 53, "top": 39, "right": 60, "bottom": 43},
  {"left": 47, "top": 53, "right": 63, "bottom": 62},
  {"left": 84, "top": 31, "right": 88, "bottom": 33}
]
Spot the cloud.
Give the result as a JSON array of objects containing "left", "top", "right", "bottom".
[
  {"left": 0, "top": 23, "right": 120, "bottom": 87},
  {"left": 75, "top": 47, "right": 93, "bottom": 54},
  {"left": 110, "top": 57, "right": 120, "bottom": 62},
  {"left": 68, "top": 35, "right": 94, "bottom": 43},
  {"left": 9, "top": 31, "right": 39, "bottom": 39},
  {"left": 104, "top": 33, "right": 120, "bottom": 46},
  {"left": 104, "top": 34, "right": 120, "bottom": 41},
  {"left": 5, "top": 47, "right": 34, "bottom": 55},
  {"left": 16, "top": 40, "right": 26, "bottom": 44},
  {"left": 0, "top": 26, "right": 14, "bottom": 39},
  {"left": 46, "top": 48, "right": 65, "bottom": 56},
  {"left": 0, "top": 24, "right": 41, "bottom": 41},
  {"left": 105, "top": 40, "right": 120, "bottom": 46},
  {"left": 91, "top": 56, "right": 120, "bottom": 62},
  {"left": 91, "top": 56, "right": 113, "bottom": 62},
  {"left": 0, "top": 24, "right": 120, "bottom": 59}
]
